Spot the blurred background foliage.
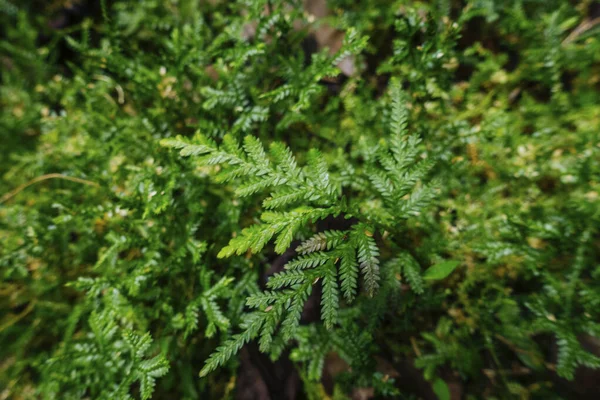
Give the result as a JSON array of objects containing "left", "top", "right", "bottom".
[{"left": 1, "top": 0, "right": 600, "bottom": 399}]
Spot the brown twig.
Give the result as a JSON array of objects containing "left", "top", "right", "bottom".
[
  {"left": 410, "top": 336, "right": 422, "bottom": 357},
  {"left": 562, "top": 17, "right": 600, "bottom": 46},
  {"left": 494, "top": 334, "right": 540, "bottom": 358},
  {"left": 0, "top": 300, "right": 37, "bottom": 333},
  {"left": 1, "top": 173, "right": 99, "bottom": 204}
]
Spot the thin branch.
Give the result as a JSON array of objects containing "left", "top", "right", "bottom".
[
  {"left": 1, "top": 173, "right": 99, "bottom": 204},
  {"left": 562, "top": 17, "right": 600, "bottom": 46},
  {"left": 0, "top": 300, "right": 36, "bottom": 333},
  {"left": 410, "top": 336, "right": 422, "bottom": 357}
]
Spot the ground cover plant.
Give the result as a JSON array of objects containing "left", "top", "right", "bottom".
[{"left": 1, "top": 0, "right": 600, "bottom": 399}]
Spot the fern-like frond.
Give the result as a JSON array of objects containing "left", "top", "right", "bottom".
[
  {"left": 199, "top": 313, "right": 265, "bottom": 377},
  {"left": 295, "top": 230, "right": 348, "bottom": 255},
  {"left": 389, "top": 79, "right": 409, "bottom": 138},
  {"left": 321, "top": 261, "right": 340, "bottom": 329},
  {"left": 399, "top": 181, "right": 439, "bottom": 218},
  {"left": 162, "top": 133, "right": 337, "bottom": 206},
  {"left": 266, "top": 270, "right": 307, "bottom": 289},
  {"left": 352, "top": 225, "right": 380, "bottom": 297},
  {"left": 398, "top": 253, "right": 424, "bottom": 294},
  {"left": 338, "top": 244, "right": 359, "bottom": 302},
  {"left": 280, "top": 281, "right": 313, "bottom": 340},
  {"left": 285, "top": 251, "right": 332, "bottom": 270}
]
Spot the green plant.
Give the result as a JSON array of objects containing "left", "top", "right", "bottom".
[{"left": 161, "top": 81, "right": 442, "bottom": 378}]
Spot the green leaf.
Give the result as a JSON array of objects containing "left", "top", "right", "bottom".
[
  {"left": 432, "top": 378, "right": 451, "bottom": 400},
  {"left": 423, "top": 261, "right": 460, "bottom": 281}
]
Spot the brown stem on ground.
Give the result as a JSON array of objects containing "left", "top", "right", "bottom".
[{"left": 1, "top": 173, "right": 99, "bottom": 204}]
